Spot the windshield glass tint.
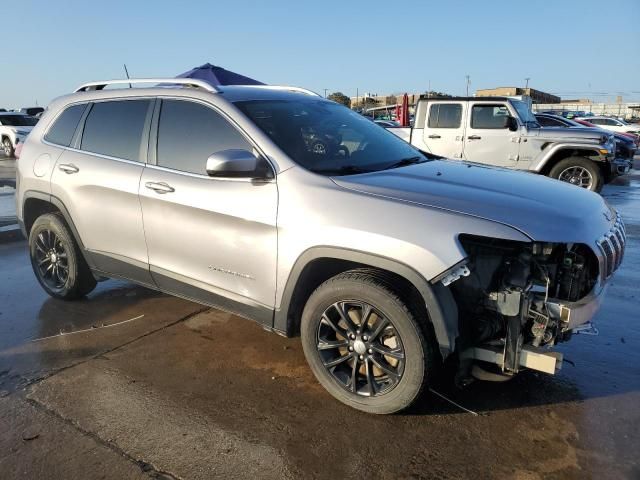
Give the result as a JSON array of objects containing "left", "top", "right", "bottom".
[
  {"left": 0, "top": 115, "right": 38, "bottom": 126},
  {"left": 512, "top": 100, "right": 537, "bottom": 124},
  {"left": 234, "top": 99, "right": 427, "bottom": 175}
]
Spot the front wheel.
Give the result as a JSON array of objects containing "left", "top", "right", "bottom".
[
  {"left": 301, "top": 270, "right": 434, "bottom": 414},
  {"left": 549, "top": 157, "right": 602, "bottom": 192},
  {"left": 29, "top": 213, "right": 97, "bottom": 300}
]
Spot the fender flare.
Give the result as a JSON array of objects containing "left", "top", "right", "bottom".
[
  {"left": 533, "top": 144, "right": 606, "bottom": 172},
  {"left": 274, "top": 246, "right": 458, "bottom": 358}
]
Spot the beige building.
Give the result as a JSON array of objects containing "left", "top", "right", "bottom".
[
  {"left": 476, "top": 87, "right": 561, "bottom": 104},
  {"left": 350, "top": 92, "right": 423, "bottom": 109}
]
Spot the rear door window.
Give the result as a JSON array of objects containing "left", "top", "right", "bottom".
[
  {"left": 44, "top": 104, "right": 87, "bottom": 147},
  {"left": 81, "top": 99, "right": 152, "bottom": 161},
  {"left": 428, "top": 104, "right": 462, "bottom": 128}
]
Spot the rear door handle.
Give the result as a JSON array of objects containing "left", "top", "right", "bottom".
[
  {"left": 58, "top": 163, "right": 79, "bottom": 174},
  {"left": 145, "top": 182, "right": 175, "bottom": 194},
  {"left": 467, "top": 135, "right": 482, "bottom": 140},
  {"left": 428, "top": 134, "right": 441, "bottom": 139}
]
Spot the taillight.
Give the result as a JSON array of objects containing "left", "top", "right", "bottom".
[{"left": 14, "top": 141, "right": 23, "bottom": 159}]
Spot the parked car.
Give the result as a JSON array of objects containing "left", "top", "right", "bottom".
[
  {"left": 374, "top": 120, "right": 401, "bottom": 128},
  {"left": 535, "top": 114, "right": 635, "bottom": 172},
  {"left": 0, "top": 112, "right": 38, "bottom": 157},
  {"left": 387, "top": 96, "right": 618, "bottom": 191},
  {"left": 574, "top": 118, "right": 639, "bottom": 147},
  {"left": 576, "top": 116, "right": 640, "bottom": 135},
  {"left": 19, "top": 107, "right": 45, "bottom": 117},
  {"left": 17, "top": 78, "right": 625, "bottom": 414}
]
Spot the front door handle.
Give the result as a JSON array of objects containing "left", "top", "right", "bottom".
[
  {"left": 58, "top": 163, "right": 79, "bottom": 174},
  {"left": 467, "top": 135, "right": 482, "bottom": 140},
  {"left": 145, "top": 182, "right": 175, "bottom": 194},
  {"left": 428, "top": 134, "right": 441, "bottom": 139}
]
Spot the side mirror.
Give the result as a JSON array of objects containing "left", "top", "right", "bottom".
[
  {"left": 206, "top": 149, "right": 262, "bottom": 178},
  {"left": 504, "top": 116, "right": 519, "bottom": 131}
]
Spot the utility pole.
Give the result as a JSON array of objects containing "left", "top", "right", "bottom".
[
  {"left": 428, "top": 80, "right": 431, "bottom": 97},
  {"left": 465, "top": 75, "right": 470, "bottom": 96},
  {"left": 525, "top": 77, "right": 530, "bottom": 89},
  {"left": 356, "top": 87, "right": 359, "bottom": 110},
  {"left": 323, "top": 88, "right": 328, "bottom": 98}
]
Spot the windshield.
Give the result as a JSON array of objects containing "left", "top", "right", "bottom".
[
  {"left": 234, "top": 99, "right": 429, "bottom": 175},
  {"left": 0, "top": 115, "right": 38, "bottom": 127},
  {"left": 511, "top": 100, "right": 539, "bottom": 127}
]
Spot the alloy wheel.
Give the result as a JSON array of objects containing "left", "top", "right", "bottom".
[
  {"left": 558, "top": 166, "right": 593, "bottom": 189},
  {"left": 316, "top": 300, "right": 405, "bottom": 397},
  {"left": 3, "top": 140, "right": 11, "bottom": 156},
  {"left": 33, "top": 229, "right": 69, "bottom": 289}
]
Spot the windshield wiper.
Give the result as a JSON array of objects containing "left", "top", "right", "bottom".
[
  {"left": 312, "top": 165, "right": 373, "bottom": 176},
  {"left": 385, "top": 156, "right": 429, "bottom": 170}
]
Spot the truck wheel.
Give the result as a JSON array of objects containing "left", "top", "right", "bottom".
[
  {"left": 2, "top": 137, "right": 13, "bottom": 157},
  {"left": 29, "top": 213, "right": 97, "bottom": 300},
  {"left": 549, "top": 157, "right": 602, "bottom": 192},
  {"left": 300, "top": 270, "right": 434, "bottom": 414}
]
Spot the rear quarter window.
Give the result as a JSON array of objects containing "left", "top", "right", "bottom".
[{"left": 44, "top": 104, "right": 87, "bottom": 147}]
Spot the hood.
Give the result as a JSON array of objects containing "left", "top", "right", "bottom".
[
  {"left": 531, "top": 126, "right": 605, "bottom": 143},
  {"left": 332, "top": 160, "right": 613, "bottom": 243}
]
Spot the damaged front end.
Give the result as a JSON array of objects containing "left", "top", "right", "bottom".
[{"left": 444, "top": 230, "right": 624, "bottom": 381}]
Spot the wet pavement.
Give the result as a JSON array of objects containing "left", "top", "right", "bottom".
[{"left": 0, "top": 171, "right": 639, "bottom": 479}]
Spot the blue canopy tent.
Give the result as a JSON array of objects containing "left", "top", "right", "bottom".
[{"left": 176, "top": 63, "right": 264, "bottom": 87}]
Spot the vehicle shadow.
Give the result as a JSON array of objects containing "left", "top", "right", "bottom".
[{"left": 406, "top": 368, "right": 583, "bottom": 417}]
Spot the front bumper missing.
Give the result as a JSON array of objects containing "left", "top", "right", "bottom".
[
  {"left": 463, "top": 344, "right": 563, "bottom": 375},
  {"left": 546, "top": 283, "right": 607, "bottom": 330},
  {"left": 462, "top": 284, "right": 606, "bottom": 376}
]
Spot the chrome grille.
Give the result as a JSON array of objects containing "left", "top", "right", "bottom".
[{"left": 597, "top": 214, "right": 626, "bottom": 280}]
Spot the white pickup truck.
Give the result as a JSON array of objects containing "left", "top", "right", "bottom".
[{"left": 388, "top": 96, "right": 628, "bottom": 192}]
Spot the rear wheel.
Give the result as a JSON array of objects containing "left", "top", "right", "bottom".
[
  {"left": 29, "top": 213, "right": 96, "bottom": 300},
  {"left": 549, "top": 156, "right": 602, "bottom": 192},
  {"left": 301, "top": 270, "right": 434, "bottom": 414},
  {"left": 2, "top": 138, "right": 14, "bottom": 157}
]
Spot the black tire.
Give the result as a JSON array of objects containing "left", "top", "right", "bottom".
[
  {"left": 300, "top": 270, "right": 434, "bottom": 414},
  {"left": 29, "top": 213, "right": 97, "bottom": 300},
  {"left": 2, "top": 137, "right": 14, "bottom": 157},
  {"left": 549, "top": 156, "right": 603, "bottom": 192}
]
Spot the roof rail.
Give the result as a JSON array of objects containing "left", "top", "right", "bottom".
[
  {"left": 249, "top": 85, "right": 321, "bottom": 97},
  {"left": 74, "top": 78, "right": 219, "bottom": 93}
]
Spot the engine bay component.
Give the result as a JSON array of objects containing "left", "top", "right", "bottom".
[
  {"left": 452, "top": 234, "right": 600, "bottom": 376},
  {"left": 437, "top": 262, "right": 471, "bottom": 286}
]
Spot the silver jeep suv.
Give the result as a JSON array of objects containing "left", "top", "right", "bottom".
[{"left": 16, "top": 79, "right": 625, "bottom": 413}]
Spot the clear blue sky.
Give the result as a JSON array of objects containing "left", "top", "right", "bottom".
[{"left": 3, "top": 0, "right": 639, "bottom": 108}]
